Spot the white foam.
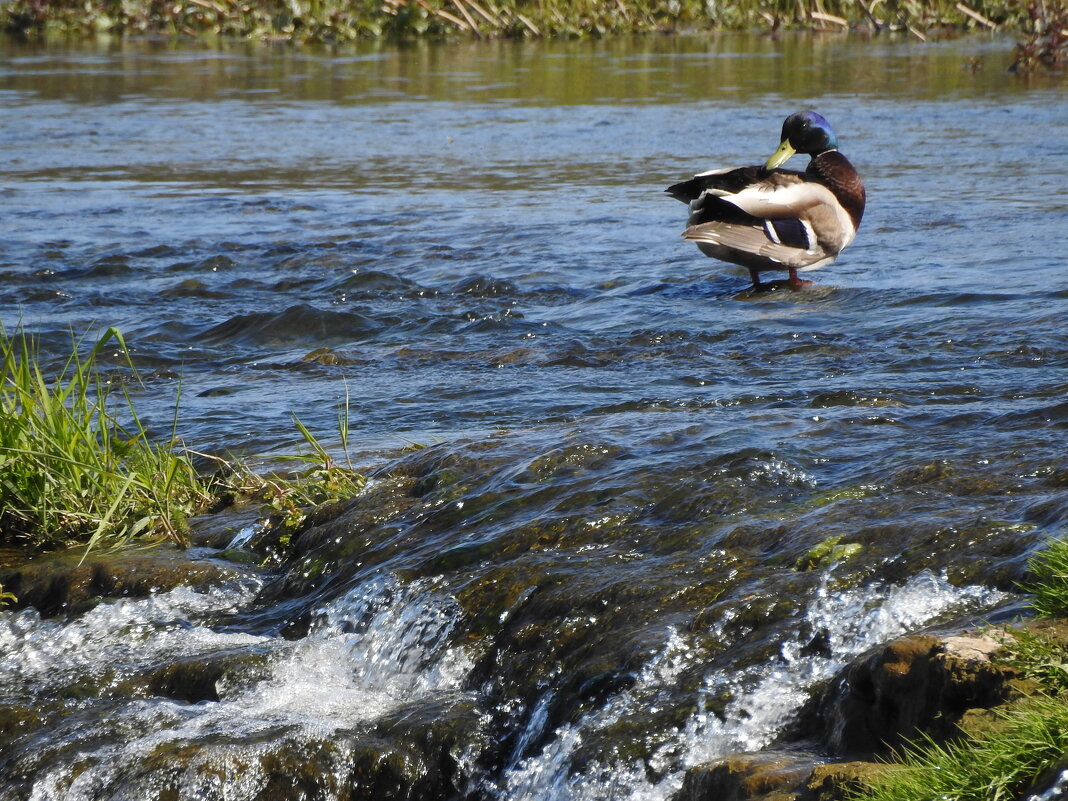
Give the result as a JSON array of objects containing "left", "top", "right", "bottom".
[
  {"left": 496, "top": 571, "right": 1007, "bottom": 801},
  {"left": 6, "top": 574, "right": 472, "bottom": 801}
]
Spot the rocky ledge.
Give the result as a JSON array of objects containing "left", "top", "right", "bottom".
[
  {"left": 0, "top": 543, "right": 256, "bottom": 618},
  {"left": 675, "top": 627, "right": 1055, "bottom": 801}
]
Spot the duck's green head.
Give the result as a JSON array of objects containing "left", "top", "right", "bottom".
[{"left": 765, "top": 111, "right": 839, "bottom": 169}]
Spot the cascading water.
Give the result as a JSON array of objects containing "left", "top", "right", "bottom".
[
  {"left": 0, "top": 574, "right": 472, "bottom": 801},
  {"left": 495, "top": 571, "right": 1007, "bottom": 801},
  {"left": 0, "top": 557, "right": 1013, "bottom": 801},
  {"left": 3, "top": 36, "right": 1065, "bottom": 801}
]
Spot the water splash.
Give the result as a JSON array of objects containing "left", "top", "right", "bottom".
[
  {"left": 2, "top": 574, "right": 472, "bottom": 801},
  {"left": 680, "top": 571, "right": 1003, "bottom": 765},
  {"left": 0, "top": 577, "right": 266, "bottom": 698},
  {"left": 496, "top": 571, "right": 1008, "bottom": 801}
]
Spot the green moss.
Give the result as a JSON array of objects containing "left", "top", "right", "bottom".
[{"left": 796, "top": 535, "right": 863, "bottom": 571}]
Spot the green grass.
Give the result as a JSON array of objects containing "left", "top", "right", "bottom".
[
  {"left": 1027, "top": 537, "right": 1068, "bottom": 618},
  {"left": 0, "top": 325, "right": 366, "bottom": 561},
  {"left": 0, "top": 326, "right": 212, "bottom": 551},
  {"left": 855, "top": 693, "right": 1068, "bottom": 801},
  {"left": 0, "top": 0, "right": 1056, "bottom": 42}
]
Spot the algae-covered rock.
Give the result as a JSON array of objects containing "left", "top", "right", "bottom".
[
  {"left": 0, "top": 545, "right": 253, "bottom": 618},
  {"left": 810, "top": 632, "right": 1015, "bottom": 758},
  {"left": 795, "top": 536, "right": 863, "bottom": 571},
  {"left": 798, "top": 761, "right": 886, "bottom": 801},
  {"left": 675, "top": 751, "right": 815, "bottom": 801}
]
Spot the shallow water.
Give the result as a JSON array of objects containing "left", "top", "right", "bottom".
[{"left": 1, "top": 33, "right": 1067, "bottom": 801}]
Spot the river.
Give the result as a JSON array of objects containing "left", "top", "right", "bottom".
[{"left": 0, "top": 32, "right": 1066, "bottom": 801}]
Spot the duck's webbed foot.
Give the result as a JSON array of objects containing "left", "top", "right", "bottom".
[{"left": 786, "top": 267, "right": 812, "bottom": 291}]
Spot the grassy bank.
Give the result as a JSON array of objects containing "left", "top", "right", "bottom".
[
  {"left": 0, "top": 326, "right": 364, "bottom": 561},
  {"left": 0, "top": 327, "right": 211, "bottom": 551},
  {"left": 0, "top": 0, "right": 1053, "bottom": 42},
  {"left": 852, "top": 539, "right": 1068, "bottom": 801}
]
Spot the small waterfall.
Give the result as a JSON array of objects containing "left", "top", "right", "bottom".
[
  {"left": 495, "top": 570, "right": 1007, "bottom": 801},
  {"left": 0, "top": 574, "right": 471, "bottom": 801},
  {"left": 0, "top": 565, "right": 1009, "bottom": 801}
]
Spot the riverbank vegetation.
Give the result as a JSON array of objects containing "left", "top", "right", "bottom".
[
  {"left": 0, "top": 0, "right": 1054, "bottom": 42},
  {"left": 852, "top": 539, "right": 1068, "bottom": 801},
  {"left": 0, "top": 326, "right": 211, "bottom": 551},
  {"left": 0, "top": 326, "right": 364, "bottom": 560}
]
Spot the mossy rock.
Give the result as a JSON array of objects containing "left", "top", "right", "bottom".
[
  {"left": 795, "top": 536, "right": 863, "bottom": 571},
  {"left": 808, "top": 632, "right": 1016, "bottom": 758},
  {"left": 799, "top": 761, "right": 887, "bottom": 801},
  {"left": 0, "top": 545, "right": 255, "bottom": 618},
  {"left": 675, "top": 751, "right": 816, "bottom": 801}
]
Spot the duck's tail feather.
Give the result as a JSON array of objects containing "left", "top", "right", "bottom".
[{"left": 682, "top": 222, "right": 827, "bottom": 269}]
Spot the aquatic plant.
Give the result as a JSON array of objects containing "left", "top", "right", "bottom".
[
  {"left": 211, "top": 392, "right": 367, "bottom": 532},
  {"left": 0, "top": 0, "right": 1051, "bottom": 41},
  {"left": 0, "top": 326, "right": 211, "bottom": 550}
]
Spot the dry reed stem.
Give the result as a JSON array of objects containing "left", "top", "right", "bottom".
[
  {"left": 955, "top": 1, "right": 997, "bottom": 27},
  {"left": 416, "top": 0, "right": 469, "bottom": 29},
  {"left": 811, "top": 10, "right": 850, "bottom": 25},
  {"left": 463, "top": 0, "right": 500, "bottom": 26},
  {"left": 515, "top": 10, "right": 540, "bottom": 34},
  {"left": 451, "top": 0, "right": 481, "bottom": 34}
]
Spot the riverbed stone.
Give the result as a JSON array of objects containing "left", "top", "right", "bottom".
[
  {"left": 797, "top": 761, "right": 887, "bottom": 801},
  {"left": 675, "top": 751, "right": 816, "bottom": 801},
  {"left": 0, "top": 544, "right": 251, "bottom": 618},
  {"left": 811, "top": 631, "right": 1014, "bottom": 757}
]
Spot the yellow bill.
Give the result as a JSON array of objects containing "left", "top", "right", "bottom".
[{"left": 765, "top": 139, "right": 797, "bottom": 170}]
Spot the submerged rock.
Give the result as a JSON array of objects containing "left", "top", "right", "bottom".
[{"left": 0, "top": 545, "right": 254, "bottom": 618}]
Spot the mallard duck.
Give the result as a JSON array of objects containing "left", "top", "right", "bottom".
[{"left": 666, "top": 111, "right": 865, "bottom": 290}]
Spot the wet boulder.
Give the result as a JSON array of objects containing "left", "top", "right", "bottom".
[{"left": 809, "top": 631, "right": 1013, "bottom": 757}]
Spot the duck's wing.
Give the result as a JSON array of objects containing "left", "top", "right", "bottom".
[
  {"left": 711, "top": 172, "right": 846, "bottom": 222},
  {"left": 680, "top": 170, "right": 857, "bottom": 267},
  {"left": 665, "top": 165, "right": 767, "bottom": 204}
]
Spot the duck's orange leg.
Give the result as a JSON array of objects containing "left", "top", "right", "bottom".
[{"left": 787, "top": 267, "right": 812, "bottom": 291}]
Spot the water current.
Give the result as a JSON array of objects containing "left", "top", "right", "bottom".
[{"left": 1, "top": 33, "right": 1067, "bottom": 801}]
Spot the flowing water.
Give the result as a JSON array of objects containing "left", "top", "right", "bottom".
[{"left": 1, "top": 33, "right": 1067, "bottom": 801}]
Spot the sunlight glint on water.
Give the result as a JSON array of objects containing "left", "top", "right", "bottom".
[{"left": 498, "top": 571, "right": 1007, "bottom": 801}]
